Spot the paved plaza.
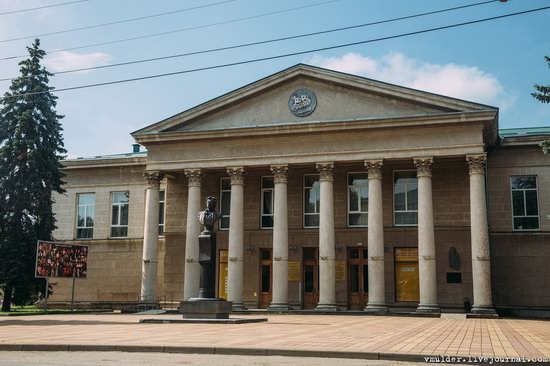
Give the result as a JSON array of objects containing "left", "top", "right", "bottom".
[{"left": 0, "top": 313, "right": 549, "bottom": 363}]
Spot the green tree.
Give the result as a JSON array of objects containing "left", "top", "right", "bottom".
[
  {"left": 0, "top": 39, "right": 66, "bottom": 312},
  {"left": 532, "top": 55, "right": 550, "bottom": 155}
]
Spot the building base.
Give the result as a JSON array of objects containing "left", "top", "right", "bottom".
[
  {"left": 469, "top": 305, "right": 498, "bottom": 318},
  {"left": 415, "top": 304, "right": 441, "bottom": 314},
  {"left": 315, "top": 304, "right": 340, "bottom": 311},
  {"left": 364, "top": 304, "right": 389, "bottom": 314},
  {"left": 267, "top": 303, "right": 292, "bottom": 311},
  {"left": 231, "top": 302, "right": 247, "bottom": 311}
]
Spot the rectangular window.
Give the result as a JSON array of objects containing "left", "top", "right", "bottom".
[
  {"left": 511, "top": 176, "right": 539, "bottom": 230},
  {"left": 394, "top": 171, "right": 418, "bottom": 226},
  {"left": 159, "top": 190, "right": 165, "bottom": 236},
  {"left": 348, "top": 172, "right": 368, "bottom": 227},
  {"left": 111, "top": 191, "right": 129, "bottom": 238},
  {"left": 304, "top": 174, "right": 320, "bottom": 228},
  {"left": 219, "top": 178, "right": 231, "bottom": 230},
  {"left": 76, "top": 193, "right": 95, "bottom": 239},
  {"left": 261, "top": 176, "right": 274, "bottom": 229}
]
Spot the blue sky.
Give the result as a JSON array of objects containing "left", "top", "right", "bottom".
[{"left": 0, "top": 0, "right": 549, "bottom": 157}]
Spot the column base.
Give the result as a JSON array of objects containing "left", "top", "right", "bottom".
[
  {"left": 267, "top": 303, "right": 292, "bottom": 311},
  {"left": 364, "top": 304, "right": 388, "bottom": 313},
  {"left": 231, "top": 302, "right": 247, "bottom": 311},
  {"left": 471, "top": 305, "right": 497, "bottom": 315},
  {"left": 315, "top": 303, "right": 340, "bottom": 311},
  {"left": 416, "top": 304, "right": 441, "bottom": 314}
]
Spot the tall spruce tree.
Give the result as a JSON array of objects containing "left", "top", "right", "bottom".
[
  {"left": 0, "top": 39, "right": 66, "bottom": 312},
  {"left": 532, "top": 55, "right": 550, "bottom": 155}
]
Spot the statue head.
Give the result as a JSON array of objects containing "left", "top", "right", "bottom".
[{"left": 205, "top": 196, "right": 217, "bottom": 212}]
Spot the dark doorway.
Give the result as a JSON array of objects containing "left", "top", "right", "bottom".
[
  {"left": 348, "top": 247, "right": 368, "bottom": 310},
  {"left": 302, "top": 247, "right": 319, "bottom": 309},
  {"left": 258, "top": 248, "right": 272, "bottom": 308}
]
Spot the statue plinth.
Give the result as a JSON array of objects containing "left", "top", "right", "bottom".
[
  {"left": 181, "top": 196, "right": 232, "bottom": 319},
  {"left": 198, "top": 230, "right": 216, "bottom": 299}
]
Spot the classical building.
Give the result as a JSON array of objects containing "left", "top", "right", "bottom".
[{"left": 50, "top": 64, "right": 550, "bottom": 316}]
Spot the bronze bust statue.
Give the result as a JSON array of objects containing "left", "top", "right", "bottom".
[{"left": 198, "top": 196, "right": 223, "bottom": 232}]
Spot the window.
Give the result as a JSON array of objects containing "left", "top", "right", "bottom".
[
  {"left": 348, "top": 173, "right": 368, "bottom": 227},
  {"left": 304, "top": 175, "right": 320, "bottom": 228},
  {"left": 394, "top": 171, "right": 418, "bottom": 226},
  {"left": 76, "top": 193, "right": 95, "bottom": 239},
  {"left": 159, "top": 190, "right": 165, "bottom": 236},
  {"left": 511, "top": 176, "right": 539, "bottom": 230},
  {"left": 219, "top": 178, "right": 231, "bottom": 230},
  {"left": 111, "top": 191, "right": 129, "bottom": 237},
  {"left": 261, "top": 177, "right": 274, "bottom": 229}
]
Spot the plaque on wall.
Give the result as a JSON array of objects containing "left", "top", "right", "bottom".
[
  {"left": 288, "top": 261, "right": 301, "bottom": 281},
  {"left": 335, "top": 261, "right": 346, "bottom": 281},
  {"left": 288, "top": 88, "right": 317, "bottom": 117}
]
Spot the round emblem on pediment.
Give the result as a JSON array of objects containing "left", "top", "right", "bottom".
[{"left": 288, "top": 88, "right": 317, "bottom": 117}]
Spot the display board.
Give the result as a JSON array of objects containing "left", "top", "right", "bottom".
[{"left": 35, "top": 241, "right": 88, "bottom": 278}]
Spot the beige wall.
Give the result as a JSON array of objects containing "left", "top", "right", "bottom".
[
  {"left": 488, "top": 145, "right": 550, "bottom": 311},
  {"left": 50, "top": 165, "right": 156, "bottom": 303},
  {"left": 50, "top": 147, "right": 550, "bottom": 312}
]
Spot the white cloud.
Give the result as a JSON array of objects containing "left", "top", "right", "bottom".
[
  {"left": 44, "top": 51, "right": 112, "bottom": 73},
  {"left": 309, "top": 52, "right": 516, "bottom": 109}
]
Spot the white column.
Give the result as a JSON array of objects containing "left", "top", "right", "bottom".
[
  {"left": 227, "top": 167, "right": 245, "bottom": 310},
  {"left": 414, "top": 157, "right": 440, "bottom": 313},
  {"left": 183, "top": 169, "right": 203, "bottom": 300},
  {"left": 141, "top": 171, "right": 164, "bottom": 303},
  {"left": 269, "top": 165, "right": 290, "bottom": 310},
  {"left": 466, "top": 154, "right": 496, "bottom": 314},
  {"left": 364, "top": 160, "right": 388, "bottom": 313},
  {"left": 315, "top": 162, "right": 338, "bottom": 311}
]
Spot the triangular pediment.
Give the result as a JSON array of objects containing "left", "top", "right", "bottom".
[{"left": 132, "top": 64, "right": 496, "bottom": 137}]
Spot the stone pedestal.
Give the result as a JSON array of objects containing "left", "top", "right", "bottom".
[
  {"left": 180, "top": 299, "right": 232, "bottom": 319},
  {"left": 198, "top": 231, "right": 216, "bottom": 299}
]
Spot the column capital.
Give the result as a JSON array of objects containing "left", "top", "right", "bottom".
[
  {"left": 227, "top": 166, "right": 245, "bottom": 185},
  {"left": 364, "top": 160, "right": 383, "bottom": 179},
  {"left": 466, "top": 154, "right": 487, "bottom": 175},
  {"left": 316, "top": 162, "right": 335, "bottom": 181},
  {"left": 270, "top": 165, "right": 289, "bottom": 184},
  {"left": 413, "top": 157, "right": 434, "bottom": 178},
  {"left": 143, "top": 171, "right": 165, "bottom": 189},
  {"left": 184, "top": 168, "right": 204, "bottom": 187}
]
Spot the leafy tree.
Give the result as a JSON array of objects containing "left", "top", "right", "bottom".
[
  {"left": 0, "top": 39, "right": 66, "bottom": 312},
  {"left": 532, "top": 55, "right": 550, "bottom": 155}
]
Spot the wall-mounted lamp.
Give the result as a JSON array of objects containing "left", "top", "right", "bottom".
[
  {"left": 245, "top": 245, "right": 255, "bottom": 254},
  {"left": 288, "top": 245, "right": 297, "bottom": 254}
]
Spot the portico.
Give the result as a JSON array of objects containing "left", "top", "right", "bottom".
[{"left": 133, "top": 64, "right": 498, "bottom": 313}]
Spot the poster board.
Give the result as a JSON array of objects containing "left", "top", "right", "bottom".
[{"left": 35, "top": 241, "right": 88, "bottom": 278}]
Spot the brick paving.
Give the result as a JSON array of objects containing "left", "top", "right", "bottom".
[{"left": 0, "top": 313, "right": 549, "bottom": 360}]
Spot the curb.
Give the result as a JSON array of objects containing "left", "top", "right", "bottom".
[{"left": 0, "top": 343, "right": 458, "bottom": 363}]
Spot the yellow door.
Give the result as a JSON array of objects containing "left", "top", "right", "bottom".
[
  {"left": 394, "top": 248, "right": 419, "bottom": 302},
  {"left": 218, "top": 250, "right": 228, "bottom": 299}
]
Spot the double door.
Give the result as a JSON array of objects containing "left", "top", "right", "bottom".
[
  {"left": 348, "top": 247, "right": 369, "bottom": 310},
  {"left": 302, "top": 247, "right": 319, "bottom": 309},
  {"left": 258, "top": 248, "right": 272, "bottom": 308}
]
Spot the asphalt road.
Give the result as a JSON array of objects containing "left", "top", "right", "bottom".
[{"left": 0, "top": 351, "right": 427, "bottom": 366}]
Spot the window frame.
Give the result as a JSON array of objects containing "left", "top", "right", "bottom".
[
  {"left": 393, "top": 170, "right": 418, "bottom": 227},
  {"left": 260, "top": 176, "right": 274, "bottom": 230},
  {"left": 303, "top": 174, "right": 320, "bottom": 229},
  {"left": 347, "top": 172, "right": 369, "bottom": 228},
  {"left": 510, "top": 175, "right": 540, "bottom": 231},
  {"left": 75, "top": 192, "right": 95, "bottom": 240},
  {"left": 110, "top": 191, "right": 130, "bottom": 238},
  {"left": 159, "top": 190, "right": 166, "bottom": 236},
  {"left": 219, "top": 177, "right": 231, "bottom": 231}
]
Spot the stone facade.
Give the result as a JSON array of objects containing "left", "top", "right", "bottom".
[{"left": 48, "top": 65, "right": 550, "bottom": 316}]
